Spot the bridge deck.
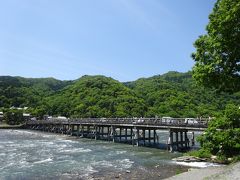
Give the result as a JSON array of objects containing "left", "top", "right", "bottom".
[{"left": 27, "top": 117, "right": 208, "bottom": 131}]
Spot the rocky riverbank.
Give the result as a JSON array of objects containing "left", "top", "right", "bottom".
[
  {"left": 86, "top": 156, "right": 239, "bottom": 180},
  {"left": 166, "top": 162, "right": 240, "bottom": 180},
  {"left": 90, "top": 164, "right": 189, "bottom": 180}
]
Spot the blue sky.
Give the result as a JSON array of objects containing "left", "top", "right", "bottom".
[{"left": 0, "top": 0, "right": 215, "bottom": 82}]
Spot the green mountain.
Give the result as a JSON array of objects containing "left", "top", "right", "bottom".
[
  {"left": 125, "top": 71, "right": 240, "bottom": 117},
  {"left": 45, "top": 75, "right": 146, "bottom": 118},
  {"left": 0, "top": 76, "right": 72, "bottom": 108},
  {"left": 0, "top": 72, "right": 239, "bottom": 118}
]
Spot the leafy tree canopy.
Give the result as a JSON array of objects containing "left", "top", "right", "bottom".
[
  {"left": 198, "top": 104, "right": 240, "bottom": 159},
  {"left": 0, "top": 72, "right": 239, "bottom": 118},
  {"left": 192, "top": 0, "right": 240, "bottom": 93}
]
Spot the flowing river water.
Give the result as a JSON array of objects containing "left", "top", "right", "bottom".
[{"left": 0, "top": 129, "right": 191, "bottom": 179}]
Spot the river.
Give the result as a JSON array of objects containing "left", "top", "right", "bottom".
[{"left": 0, "top": 129, "right": 190, "bottom": 179}]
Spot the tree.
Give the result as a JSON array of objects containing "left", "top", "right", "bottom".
[
  {"left": 198, "top": 104, "right": 240, "bottom": 159},
  {"left": 191, "top": 0, "right": 240, "bottom": 161},
  {"left": 4, "top": 110, "right": 24, "bottom": 125},
  {"left": 192, "top": 0, "right": 240, "bottom": 93}
]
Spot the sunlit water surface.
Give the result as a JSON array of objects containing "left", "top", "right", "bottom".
[{"left": 0, "top": 130, "right": 188, "bottom": 179}]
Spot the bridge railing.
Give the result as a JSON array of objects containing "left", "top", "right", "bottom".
[{"left": 26, "top": 117, "right": 209, "bottom": 128}]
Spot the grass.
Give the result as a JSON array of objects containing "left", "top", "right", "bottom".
[
  {"left": 186, "top": 149, "right": 212, "bottom": 159},
  {"left": 175, "top": 169, "right": 184, "bottom": 175}
]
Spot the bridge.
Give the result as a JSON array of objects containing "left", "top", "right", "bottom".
[{"left": 25, "top": 117, "right": 209, "bottom": 152}]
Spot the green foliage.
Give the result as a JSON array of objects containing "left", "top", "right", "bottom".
[
  {"left": 187, "top": 149, "right": 212, "bottom": 159},
  {"left": 0, "top": 76, "right": 72, "bottom": 109},
  {"left": 0, "top": 72, "right": 239, "bottom": 118},
  {"left": 45, "top": 76, "right": 146, "bottom": 118},
  {"left": 4, "top": 109, "right": 24, "bottom": 125},
  {"left": 198, "top": 104, "right": 240, "bottom": 158},
  {"left": 192, "top": 0, "right": 240, "bottom": 93},
  {"left": 126, "top": 71, "right": 240, "bottom": 118}
]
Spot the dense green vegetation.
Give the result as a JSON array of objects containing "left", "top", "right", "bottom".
[
  {"left": 0, "top": 76, "right": 72, "bottom": 108},
  {"left": 197, "top": 104, "right": 240, "bottom": 162},
  {"left": 191, "top": 0, "right": 240, "bottom": 162},
  {"left": 192, "top": 0, "right": 240, "bottom": 93},
  {"left": 0, "top": 72, "right": 239, "bottom": 120},
  {"left": 45, "top": 76, "right": 146, "bottom": 118},
  {"left": 3, "top": 109, "right": 24, "bottom": 125},
  {"left": 126, "top": 71, "right": 240, "bottom": 118}
]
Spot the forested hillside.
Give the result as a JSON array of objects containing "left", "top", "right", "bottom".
[
  {"left": 44, "top": 76, "right": 146, "bottom": 118},
  {"left": 0, "top": 72, "right": 239, "bottom": 118},
  {"left": 0, "top": 76, "right": 72, "bottom": 108},
  {"left": 126, "top": 71, "right": 240, "bottom": 117}
]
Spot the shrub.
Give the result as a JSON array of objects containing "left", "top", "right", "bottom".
[{"left": 197, "top": 104, "right": 240, "bottom": 159}]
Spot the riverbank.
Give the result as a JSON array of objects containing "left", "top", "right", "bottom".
[
  {"left": 0, "top": 124, "right": 24, "bottom": 129},
  {"left": 166, "top": 162, "right": 240, "bottom": 180},
  {"left": 90, "top": 164, "right": 189, "bottom": 180},
  {"left": 92, "top": 161, "right": 240, "bottom": 180}
]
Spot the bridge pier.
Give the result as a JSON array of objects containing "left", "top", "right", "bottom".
[
  {"left": 111, "top": 126, "right": 116, "bottom": 143},
  {"left": 125, "top": 128, "right": 128, "bottom": 142},
  {"left": 143, "top": 129, "right": 145, "bottom": 146},
  {"left": 180, "top": 131, "right": 183, "bottom": 149},
  {"left": 153, "top": 129, "right": 157, "bottom": 145},
  {"left": 136, "top": 128, "right": 139, "bottom": 146},
  {"left": 77, "top": 125, "right": 80, "bottom": 137},
  {"left": 119, "top": 127, "right": 122, "bottom": 142},
  {"left": 168, "top": 129, "right": 190, "bottom": 152},
  {"left": 148, "top": 129, "right": 151, "bottom": 144}
]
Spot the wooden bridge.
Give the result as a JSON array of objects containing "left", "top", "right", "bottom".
[{"left": 25, "top": 117, "right": 209, "bottom": 152}]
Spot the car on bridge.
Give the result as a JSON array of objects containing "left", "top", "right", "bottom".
[
  {"left": 162, "top": 117, "right": 173, "bottom": 124},
  {"left": 184, "top": 118, "right": 199, "bottom": 125}
]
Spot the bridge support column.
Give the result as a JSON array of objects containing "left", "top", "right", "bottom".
[
  {"left": 61, "top": 124, "right": 64, "bottom": 134},
  {"left": 131, "top": 128, "right": 134, "bottom": 145},
  {"left": 77, "top": 125, "right": 80, "bottom": 137},
  {"left": 119, "top": 127, "right": 121, "bottom": 142},
  {"left": 95, "top": 126, "right": 98, "bottom": 140},
  {"left": 184, "top": 131, "right": 188, "bottom": 148},
  {"left": 154, "top": 129, "right": 156, "bottom": 145},
  {"left": 101, "top": 126, "right": 104, "bottom": 139},
  {"left": 71, "top": 124, "right": 74, "bottom": 136},
  {"left": 148, "top": 129, "right": 151, "bottom": 144},
  {"left": 87, "top": 125, "right": 90, "bottom": 138},
  {"left": 167, "top": 130, "right": 173, "bottom": 152},
  {"left": 80, "top": 125, "right": 84, "bottom": 137},
  {"left": 175, "top": 131, "right": 179, "bottom": 151},
  {"left": 125, "top": 128, "right": 128, "bottom": 142},
  {"left": 107, "top": 126, "right": 110, "bottom": 141},
  {"left": 136, "top": 128, "right": 139, "bottom": 146},
  {"left": 191, "top": 131, "right": 195, "bottom": 146},
  {"left": 64, "top": 124, "right": 68, "bottom": 134},
  {"left": 111, "top": 126, "right": 115, "bottom": 143},
  {"left": 143, "top": 129, "right": 146, "bottom": 146},
  {"left": 180, "top": 131, "right": 183, "bottom": 149}
]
